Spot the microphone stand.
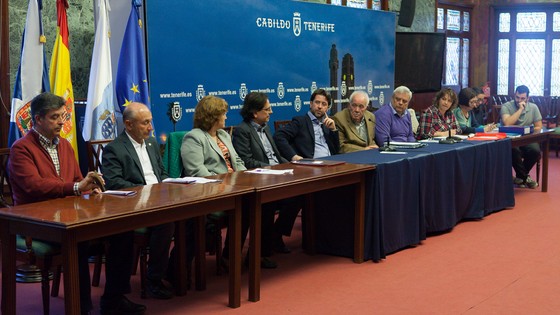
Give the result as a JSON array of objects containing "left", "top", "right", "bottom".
[
  {"left": 379, "top": 137, "right": 395, "bottom": 151},
  {"left": 439, "top": 128, "right": 456, "bottom": 144}
]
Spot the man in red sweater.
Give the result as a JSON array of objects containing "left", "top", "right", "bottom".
[{"left": 8, "top": 92, "right": 145, "bottom": 315}]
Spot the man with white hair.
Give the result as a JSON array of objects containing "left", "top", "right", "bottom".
[
  {"left": 374, "top": 86, "right": 416, "bottom": 144},
  {"left": 332, "top": 90, "right": 378, "bottom": 153}
]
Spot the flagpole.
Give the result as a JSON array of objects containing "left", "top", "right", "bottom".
[{"left": 0, "top": 0, "right": 10, "bottom": 147}]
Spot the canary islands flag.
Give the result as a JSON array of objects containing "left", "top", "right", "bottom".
[
  {"left": 83, "top": 0, "right": 116, "bottom": 142},
  {"left": 116, "top": 0, "right": 154, "bottom": 135},
  {"left": 49, "top": 0, "right": 79, "bottom": 160},
  {"left": 9, "top": 0, "right": 50, "bottom": 147}
]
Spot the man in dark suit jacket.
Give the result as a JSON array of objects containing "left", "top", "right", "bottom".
[
  {"left": 233, "top": 92, "right": 301, "bottom": 255},
  {"left": 274, "top": 89, "right": 339, "bottom": 161},
  {"left": 102, "top": 102, "right": 175, "bottom": 300}
]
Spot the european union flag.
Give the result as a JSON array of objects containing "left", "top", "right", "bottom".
[{"left": 116, "top": 0, "right": 153, "bottom": 132}]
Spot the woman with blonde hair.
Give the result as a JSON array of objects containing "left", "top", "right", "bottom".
[{"left": 180, "top": 95, "right": 278, "bottom": 270}]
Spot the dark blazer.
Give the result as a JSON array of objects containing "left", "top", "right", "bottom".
[
  {"left": 232, "top": 121, "right": 288, "bottom": 169},
  {"left": 273, "top": 115, "right": 339, "bottom": 160},
  {"left": 102, "top": 131, "right": 168, "bottom": 190}
]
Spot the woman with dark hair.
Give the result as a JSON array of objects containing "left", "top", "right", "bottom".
[
  {"left": 418, "top": 88, "right": 461, "bottom": 139},
  {"left": 453, "top": 88, "right": 496, "bottom": 134},
  {"left": 180, "top": 95, "right": 278, "bottom": 269}
]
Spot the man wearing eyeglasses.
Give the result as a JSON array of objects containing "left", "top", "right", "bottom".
[
  {"left": 274, "top": 88, "right": 339, "bottom": 161},
  {"left": 332, "top": 90, "right": 378, "bottom": 153},
  {"left": 232, "top": 92, "right": 301, "bottom": 266},
  {"left": 501, "top": 85, "right": 543, "bottom": 189},
  {"left": 471, "top": 86, "right": 487, "bottom": 126},
  {"left": 8, "top": 92, "right": 145, "bottom": 315}
]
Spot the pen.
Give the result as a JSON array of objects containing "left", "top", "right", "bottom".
[{"left": 380, "top": 151, "right": 407, "bottom": 154}]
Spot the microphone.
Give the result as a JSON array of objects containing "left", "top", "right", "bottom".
[
  {"left": 379, "top": 137, "right": 395, "bottom": 151},
  {"left": 439, "top": 128, "right": 456, "bottom": 144}
]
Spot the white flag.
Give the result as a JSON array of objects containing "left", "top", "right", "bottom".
[{"left": 83, "top": 0, "right": 116, "bottom": 141}]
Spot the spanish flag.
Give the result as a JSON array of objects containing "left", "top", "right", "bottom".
[{"left": 49, "top": 0, "right": 79, "bottom": 160}]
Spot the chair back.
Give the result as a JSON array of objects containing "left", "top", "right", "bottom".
[
  {"left": 274, "top": 120, "right": 291, "bottom": 132},
  {"left": 407, "top": 108, "right": 419, "bottom": 135},
  {"left": 86, "top": 139, "right": 113, "bottom": 172},
  {"left": 0, "top": 148, "right": 13, "bottom": 207},
  {"left": 163, "top": 131, "right": 188, "bottom": 178},
  {"left": 223, "top": 126, "right": 235, "bottom": 136}
]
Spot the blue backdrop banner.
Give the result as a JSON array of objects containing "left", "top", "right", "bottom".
[{"left": 145, "top": 0, "right": 395, "bottom": 143}]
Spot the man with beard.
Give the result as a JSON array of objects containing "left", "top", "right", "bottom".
[
  {"left": 274, "top": 88, "right": 339, "bottom": 160},
  {"left": 501, "top": 85, "right": 543, "bottom": 189}
]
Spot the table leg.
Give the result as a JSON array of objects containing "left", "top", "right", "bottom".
[
  {"left": 248, "top": 192, "right": 261, "bottom": 302},
  {"left": 354, "top": 174, "right": 365, "bottom": 263},
  {"left": 61, "top": 233, "right": 81, "bottom": 314},
  {"left": 303, "top": 194, "right": 315, "bottom": 255},
  {"left": 542, "top": 136, "right": 549, "bottom": 192},
  {"left": 174, "top": 220, "right": 188, "bottom": 296},
  {"left": 195, "top": 216, "right": 206, "bottom": 290},
  {"left": 228, "top": 196, "right": 242, "bottom": 308},
  {"left": 1, "top": 220, "right": 16, "bottom": 315}
]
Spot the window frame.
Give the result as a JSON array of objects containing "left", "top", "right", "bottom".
[
  {"left": 489, "top": 4, "right": 560, "bottom": 97},
  {"left": 436, "top": 2, "right": 474, "bottom": 91}
]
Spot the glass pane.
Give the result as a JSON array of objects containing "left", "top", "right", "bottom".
[
  {"left": 331, "top": 0, "right": 342, "bottom": 5},
  {"left": 447, "top": 9, "right": 461, "bottom": 31},
  {"left": 497, "top": 39, "right": 510, "bottom": 95},
  {"left": 463, "top": 12, "right": 470, "bottom": 32},
  {"left": 552, "top": 40, "right": 560, "bottom": 96},
  {"left": 445, "top": 37, "right": 460, "bottom": 85},
  {"left": 346, "top": 0, "right": 367, "bottom": 9},
  {"left": 554, "top": 12, "right": 560, "bottom": 32},
  {"left": 499, "top": 13, "right": 510, "bottom": 33},
  {"left": 515, "top": 39, "right": 545, "bottom": 96},
  {"left": 498, "top": 13, "right": 510, "bottom": 33},
  {"left": 437, "top": 8, "right": 444, "bottom": 30},
  {"left": 516, "top": 12, "right": 546, "bottom": 32},
  {"left": 462, "top": 39, "right": 469, "bottom": 87}
]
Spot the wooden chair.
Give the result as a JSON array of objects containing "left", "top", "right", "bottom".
[
  {"left": 223, "top": 126, "right": 235, "bottom": 136},
  {"left": 85, "top": 140, "right": 151, "bottom": 297},
  {"left": 549, "top": 97, "right": 560, "bottom": 157},
  {"left": 1, "top": 148, "right": 63, "bottom": 315},
  {"left": 490, "top": 95, "right": 513, "bottom": 124},
  {"left": 274, "top": 120, "right": 291, "bottom": 131},
  {"left": 85, "top": 139, "right": 112, "bottom": 287},
  {"left": 0, "top": 148, "right": 12, "bottom": 208}
]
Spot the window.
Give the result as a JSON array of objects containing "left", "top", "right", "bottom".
[
  {"left": 493, "top": 6, "right": 560, "bottom": 96},
  {"left": 437, "top": 4, "right": 472, "bottom": 89},
  {"left": 328, "top": 0, "right": 384, "bottom": 10}
]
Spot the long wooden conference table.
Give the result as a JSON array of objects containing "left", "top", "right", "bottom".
[
  {"left": 212, "top": 162, "right": 375, "bottom": 302},
  {"left": 1, "top": 183, "right": 250, "bottom": 314},
  {"left": 0, "top": 162, "right": 374, "bottom": 313}
]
